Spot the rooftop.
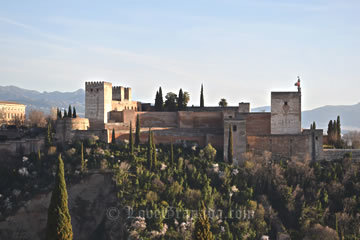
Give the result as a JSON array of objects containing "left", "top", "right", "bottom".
[{"left": 0, "top": 101, "right": 26, "bottom": 105}]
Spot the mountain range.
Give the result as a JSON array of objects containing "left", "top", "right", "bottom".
[{"left": 1, "top": 85, "right": 359, "bottom": 132}]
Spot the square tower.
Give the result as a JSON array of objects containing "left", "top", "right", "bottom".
[
  {"left": 271, "top": 92, "right": 301, "bottom": 134},
  {"left": 85, "top": 81, "right": 113, "bottom": 123}
]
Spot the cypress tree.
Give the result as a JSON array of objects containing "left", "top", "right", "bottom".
[
  {"left": 68, "top": 105, "right": 72, "bottom": 118},
  {"left": 151, "top": 131, "right": 157, "bottom": 169},
  {"left": 147, "top": 129, "right": 153, "bottom": 170},
  {"left": 72, "top": 107, "right": 76, "bottom": 118},
  {"left": 46, "top": 122, "right": 52, "bottom": 148},
  {"left": 57, "top": 108, "right": 61, "bottom": 119},
  {"left": 112, "top": 128, "right": 116, "bottom": 144},
  {"left": 178, "top": 88, "right": 184, "bottom": 111},
  {"left": 64, "top": 110, "right": 67, "bottom": 118},
  {"left": 327, "top": 120, "right": 333, "bottom": 145},
  {"left": 158, "top": 87, "right": 164, "bottom": 111},
  {"left": 80, "top": 142, "right": 85, "bottom": 172},
  {"left": 194, "top": 202, "right": 214, "bottom": 240},
  {"left": 129, "top": 121, "right": 134, "bottom": 154},
  {"left": 135, "top": 114, "right": 140, "bottom": 147},
  {"left": 336, "top": 115, "right": 341, "bottom": 144},
  {"left": 200, "top": 84, "right": 204, "bottom": 108},
  {"left": 37, "top": 149, "right": 42, "bottom": 171},
  {"left": 155, "top": 90, "right": 159, "bottom": 111},
  {"left": 170, "top": 142, "right": 174, "bottom": 166},
  {"left": 45, "top": 154, "right": 73, "bottom": 240},
  {"left": 228, "top": 125, "right": 233, "bottom": 164}
]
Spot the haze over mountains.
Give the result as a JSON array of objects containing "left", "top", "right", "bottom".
[{"left": 1, "top": 85, "right": 359, "bottom": 131}]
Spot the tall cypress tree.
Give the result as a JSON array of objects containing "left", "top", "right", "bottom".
[
  {"left": 228, "top": 125, "right": 233, "bottom": 164},
  {"left": 46, "top": 122, "right": 52, "bottom": 148},
  {"left": 112, "top": 128, "right": 116, "bottom": 144},
  {"left": 336, "top": 115, "right": 341, "bottom": 144},
  {"left": 129, "top": 121, "right": 134, "bottom": 154},
  {"left": 151, "top": 131, "right": 157, "bottom": 169},
  {"left": 68, "top": 105, "right": 72, "bottom": 118},
  {"left": 327, "top": 120, "right": 333, "bottom": 145},
  {"left": 80, "top": 142, "right": 85, "bottom": 172},
  {"left": 178, "top": 88, "right": 184, "bottom": 111},
  {"left": 155, "top": 90, "right": 159, "bottom": 111},
  {"left": 72, "top": 107, "right": 76, "bottom": 118},
  {"left": 45, "top": 154, "right": 73, "bottom": 240},
  {"left": 57, "top": 108, "right": 61, "bottom": 119},
  {"left": 147, "top": 129, "right": 153, "bottom": 170},
  {"left": 135, "top": 114, "right": 140, "bottom": 147},
  {"left": 158, "top": 87, "right": 164, "bottom": 111},
  {"left": 64, "top": 110, "right": 68, "bottom": 118},
  {"left": 170, "top": 142, "right": 174, "bottom": 166},
  {"left": 194, "top": 202, "right": 214, "bottom": 240},
  {"left": 200, "top": 84, "right": 204, "bottom": 108}
]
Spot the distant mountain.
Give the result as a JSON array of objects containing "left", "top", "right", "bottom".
[
  {"left": 0, "top": 86, "right": 85, "bottom": 116},
  {"left": 252, "top": 104, "right": 360, "bottom": 131}
]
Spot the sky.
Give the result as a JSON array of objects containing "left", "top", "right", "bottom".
[{"left": 0, "top": 0, "right": 359, "bottom": 110}]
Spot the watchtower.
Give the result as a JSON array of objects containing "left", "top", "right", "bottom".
[{"left": 85, "top": 81, "right": 113, "bottom": 124}]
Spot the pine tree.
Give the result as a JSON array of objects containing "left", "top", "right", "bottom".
[
  {"left": 68, "top": 105, "right": 72, "bottom": 118},
  {"left": 178, "top": 88, "right": 184, "bottom": 110},
  {"left": 200, "top": 84, "right": 204, "bottom": 108},
  {"left": 45, "top": 154, "right": 73, "bottom": 240},
  {"left": 80, "top": 142, "right": 85, "bottom": 172},
  {"left": 112, "top": 129, "right": 116, "bottom": 144},
  {"left": 170, "top": 142, "right": 174, "bottom": 166},
  {"left": 135, "top": 114, "right": 140, "bottom": 147},
  {"left": 228, "top": 125, "right": 233, "bottom": 164},
  {"left": 64, "top": 110, "right": 67, "bottom": 118},
  {"left": 194, "top": 202, "right": 214, "bottom": 240},
  {"left": 158, "top": 87, "right": 164, "bottom": 111},
  {"left": 147, "top": 129, "right": 153, "bottom": 170},
  {"left": 129, "top": 121, "right": 134, "bottom": 154},
  {"left": 72, "top": 107, "right": 76, "bottom": 118}
]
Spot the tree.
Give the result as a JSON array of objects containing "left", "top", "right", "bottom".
[
  {"left": 45, "top": 154, "right": 73, "bottom": 240},
  {"left": 200, "top": 84, "right": 204, "bottom": 108},
  {"left": 219, "top": 98, "right": 228, "bottom": 107},
  {"left": 80, "top": 142, "right": 86, "bottom": 172},
  {"left": 129, "top": 121, "right": 134, "bottom": 154},
  {"left": 158, "top": 87, "right": 164, "bottom": 111},
  {"left": 311, "top": 121, "right": 316, "bottom": 130},
  {"left": 112, "top": 128, "right": 116, "bottom": 144},
  {"left": 28, "top": 110, "right": 47, "bottom": 127},
  {"left": 68, "top": 105, "right": 72, "bottom": 118},
  {"left": 228, "top": 125, "right": 233, "bottom": 164},
  {"left": 57, "top": 108, "right": 62, "bottom": 119},
  {"left": 194, "top": 202, "right": 214, "bottom": 240},
  {"left": 164, "top": 92, "right": 177, "bottom": 111},
  {"left": 183, "top": 91, "right": 190, "bottom": 108},
  {"left": 135, "top": 114, "right": 140, "bottom": 147},
  {"left": 147, "top": 129, "right": 153, "bottom": 170},
  {"left": 72, "top": 107, "right": 76, "bottom": 118},
  {"left": 178, "top": 88, "right": 184, "bottom": 110},
  {"left": 170, "top": 142, "right": 174, "bottom": 166},
  {"left": 151, "top": 131, "right": 157, "bottom": 169},
  {"left": 64, "top": 110, "right": 68, "bottom": 118},
  {"left": 46, "top": 122, "right": 52, "bottom": 148},
  {"left": 154, "top": 90, "right": 160, "bottom": 111},
  {"left": 336, "top": 115, "right": 341, "bottom": 143}
]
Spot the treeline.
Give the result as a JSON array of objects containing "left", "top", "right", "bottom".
[
  {"left": 56, "top": 105, "right": 77, "bottom": 119},
  {"left": 154, "top": 84, "right": 205, "bottom": 111},
  {"left": 327, "top": 116, "right": 343, "bottom": 148}
]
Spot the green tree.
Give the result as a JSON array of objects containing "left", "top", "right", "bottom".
[
  {"left": 311, "top": 121, "right": 316, "bottom": 130},
  {"left": 112, "top": 128, "right": 116, "bottom": 144},
  {"left": 158, "top": 87, "right": 164, "bottom": 111},
  {"left": 228, "top": 125, "right": 233, "bottom": 164},
  {"left": 151, "top": 131, "right": 157, "bottom": 169},
  {"left": 336, "top": 115, "right": 341, "bottom": 146},
  {"left": 194, "top": 202, "right": 214, "bottom": 240},
  {"left": 80, "top": 142, "right": 86, "bottom": 172},
  {"left": 57, "top": 108, "right": 62, "bottom": 119},
  {"left": 72, "top": 107, "right": 76, "bottom": 118},
  {"left": 68, "top": 105, "right": 72, "bottom": 118},
  {"left": 164, "top": 92, "right": 177, "bottom": 111},
  {"left": 178, "top": 88, "right": 184, "bottom": 110},
  {"left": 147, "top": 129, "right": 153, "bottom": 170},
  {"left": 155, "top": 90, "right": 160, "bottom": 111},
  {"left": 200, "top": 84, "right": 204, "bottom": 108},
  {"left": 219, "top": 98, "right": 228, "bottom": 107},
  {"left": 170, "top": 142, "right": 174, "bottom": 166},
  {"left": 46, "top": 122, "right": 52, "bottom": 148},
  {"left": 45, "top": 154, "right": 73, "bottom": 240},
  {"left": 129, "top": 121, "right": 134, "bottom": 154},
  {"left": 135, "top": 114, "right": 140, "bottom": 147},
  {"left": 63, "top": 110, "right": 67, "bottom": 118}
]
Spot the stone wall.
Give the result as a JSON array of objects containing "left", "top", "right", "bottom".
[
  {"left": 271, "top": 92, "right": 301, "bottom": 134},
  {"left": 55, "top": 118, "right": 90, "bottom": 143},
  {"left": 85, "top": 82, "right": 113, "bottom": 123},
  {"left": 224, "top": 119, "right": 246, "bottom": 163},
  {"left": 243, "top": 113, "right": 271, "bottom": 135},
  {"left": 0, "top": 137, "right": 44, "bottom": 155},
  {"left": 178, "top": 111, "right": 223, "bottom": 129},
  {"left": 323, "top": 149, "right": 360, "bottom": 161},
  {"left": 111, "top": 100, "right": 140, "bottom": 111}
]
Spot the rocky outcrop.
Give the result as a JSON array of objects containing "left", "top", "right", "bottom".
[{"left": 0, "top": 172, "right": 127, "bottom": 240}]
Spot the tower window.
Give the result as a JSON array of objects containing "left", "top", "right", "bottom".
[
  {"left": 233, "top": 125, "right": 237, "bottom": 132},
  {"left": 284, "top": 101, "right": 288, "bottom": 105}
]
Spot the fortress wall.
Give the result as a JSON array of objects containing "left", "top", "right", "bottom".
[
  {"left": 111, "top": 100, "right": 139, "bottom": 111},
  {"left": 121, "top": 111, "right": 178, "bottom": 127},
  {"left": 73, "top": 129, "right": 108, "bottom": 143},
  {"left": 323, "top": 149, "right": 360, "bottom": 161},
  {"left": 55, "top": 118, "right": 90, "bottom": 142},
  {"left": 247, "top": 134, "right": 312, "bottom": 160},
  {"left": 178, "top": 111, "right": 223, "bottom": 128},
  {"left": 244, "top": 113, "right": 271, "bottom": 135},
  {"left": 0, "top": 138, "right": 44, "bottom": 155}
]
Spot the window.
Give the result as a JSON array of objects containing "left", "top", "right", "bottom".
[
  {"left": 284, "top": 101, "right": 288, "bottom": 106},
  {"left": 233, "top": 125, "right": 237, "bottom": 132},
  {"left": 229, "top": 116, "right": 233, "bottom": 119}
]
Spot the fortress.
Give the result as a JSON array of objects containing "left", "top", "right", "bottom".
[{"left": 56, "top": 81, "right": 325, "bottom": 163}]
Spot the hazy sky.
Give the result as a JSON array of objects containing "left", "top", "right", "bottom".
[{"left": 0, "top": 0, "right": 359, "bottom": 110}]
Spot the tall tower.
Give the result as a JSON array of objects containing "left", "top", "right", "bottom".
[{"left": 85, "top": 81, "right": 113, "bottom": 124}]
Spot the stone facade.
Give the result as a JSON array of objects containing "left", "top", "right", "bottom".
[{"left": 0, "top": 101, "right": 26, "bottom": 124}]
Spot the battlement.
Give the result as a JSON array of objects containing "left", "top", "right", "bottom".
[{"left": 85, "top": 81, "right": 112, "bottom": 90}]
